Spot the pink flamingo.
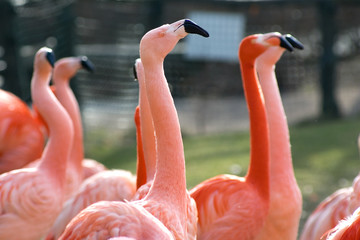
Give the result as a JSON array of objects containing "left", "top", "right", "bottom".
[
  {"left": 324, "top": 207, "right": 360, "bottom": 240},
  {"left": 254, "top": 34, "right": 304, "bottom": 239},
  {"left": 47, "top": 105, "right": 151, "bottom": 239},
  {"left": 300, "top": 186, "right": 354, "bottom": 240},
  {"left": 0, "top": 47, "right": 73, "bottom": 239},
  {"left": 58, "top": 19, "right": 208, "bottom": 240},
  {"left": 313, "top": 136, "right": 360, "bottom": 240},
  {"left": 133, "top": 58, "right": 156, "bottom": 193},
  {"left": 45, "top": 168, "right": 136, "bottom": 240},
  {"left": 0, "top": 89, "right": 45, "bottom": 173},
  {"left": 28, "top": 57, "right": 107, "bottom": 178},
  {"left": 45, "top": 59, "right": 159, "bottom": 240},
  {"left": 50, "top": 56, "right": 107, "bottom": 196},
  {"left": 300, "top": 161, "right": 360, "bottom": 239},
  {"left": 190, "top": 33, "right": 295, "bottom": 240},
  {"left": 131, "top": 58, "right": 157, "bottom": 200},
  {"left": 132, "top": 58, "right": 198, "bottom": 239},
  {"left": 134, "top": 105, "right": 147, "bottom": 190}
]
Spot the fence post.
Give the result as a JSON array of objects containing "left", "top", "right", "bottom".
[
  {"left": 0, "top": 1, "right": 22, "bottom": 97},
  {"left": 317, "top": 0, "right": 340, "bottom": 119}
]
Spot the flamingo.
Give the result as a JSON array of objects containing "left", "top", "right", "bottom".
[
  {"left": 50, "top": 56, "right": 108, "bottom": 196},
  {"left": 133, "top": 58, "right": 156, "bottom": 192},
  {"left": 45, "top": 59, "right": 160, "bottom": 240},
  {"left": 58, "top": 19, "right": 209, "bottom": 240},
  {"left": 0, "top": 89, "right": 45, "bottom": 173},
  {"left": 45, "top": 60, "right": 156, "bottom": 240},
  {"left": 132, "top": 58, "right": 198, "bottom": 239},
  {"left": 27, "top": 56, "right": 107, "bottom": 183},
  {"left": 131, "top": 58, "right": 157, "bottom": 200},
  {"left": 300, "top": 137, "right": 360, "bottom": 240},
  {"left": 253, "top": 34, "right": 304, "bottom": 239},
  {"left": 134, "top": 105, "right": 147, "bottom": 190},
  {"left": 189, "top": 33, "right": 295, "bottom": 240},
  {"left": 46, "top": 69, "right": 154, "bottom": 240},
  {"left": 0, "top": 47, "right": 74, "bottom": 240},
  {"left": 324, "top": 207, "right": 360, "bottom": 240}
]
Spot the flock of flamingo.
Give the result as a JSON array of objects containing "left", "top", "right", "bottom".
[{"left": 0, "top": 18, "right": 359, "bottom": 240}]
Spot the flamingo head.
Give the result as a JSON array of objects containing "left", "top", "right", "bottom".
[
  {"left": 34, "top": 47, "right": 55, "bottom": 75},
  {"left": 133, "top": 58, "right": 147, "bottom": 86},
  {"left": 140, "top": 19, "right": 209, "bottom": 64},
  {"left": 53, "top": 56, "right": 94, "bottom": 84},
  {"left": 256, "top": 33, "right": 304, "bottom": 66},
  {"left": 239, "top": 32, "right": 296, "bottom": 64}
]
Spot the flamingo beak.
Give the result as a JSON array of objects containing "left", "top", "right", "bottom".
[
  {"left": 278, "top": 36, "right": 294, "bottom": 52},
  {"left": 284, "top": 34, "right": 304, "bottom": 50},
  {"left": 133, "top": 64, "right": 138, "bottom": 81},
  {"left": 46, "top": 50, "right": 55, "bottom": 67},
  {"left": 183, "top": 19, "right": 209, "bottom": 38},
  {"left": 80, "top": 56, "right": 95, "bottom": 72}
]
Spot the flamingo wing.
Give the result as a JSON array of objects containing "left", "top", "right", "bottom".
[
  {"left": 0, "top": 91, "right": 44, "bottom": 172},
  {"left": 0, "top": 169, "right": 63, "bottom": 239},
  {"left": 190, "top": 174, "right": 269, "bottom": 240},
  {"left": 81, "top": 158, "right": 107, "bottom": 179},
  {"left": 46, "top": 169, "right": 136, "bottom": 239},
  {"left": 59, "top": 201, "right": 174, "bottom": 240},
  {"left": 300, "top": 187, "right": 352, "bottom": 240},
  {"left": 325, "top": 208, "right": 360, "bottom": 240}
]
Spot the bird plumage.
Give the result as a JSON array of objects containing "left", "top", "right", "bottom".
[
  {"left": 0, "top": 47, "right": 73, "bottom": 240},
  {"left": 0, "top": 89, "right": 44, "bottom": 173}
]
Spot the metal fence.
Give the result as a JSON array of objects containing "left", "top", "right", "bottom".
[{"left": 1, "top": 0, "right": 360, "bottom": 143}]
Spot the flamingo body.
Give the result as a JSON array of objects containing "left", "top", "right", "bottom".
[
  {"left": 46, "top": 169, "right": 136, "bottom": 240},
  {"left": 0, "top": 169, "right": 64, "bottom": 239},
  {"left": 82, "top": 158, "right": 108, "bottom": 179},
  {"left": 0, "top": 89, "right": 44, "bottom": 173},
  {"left": 325, "top": 207, "right": 360, "bottom": 240},
  {"left": 59, "top": 201, "right": 174, "bottom": 240},
  {"left": 301, "top": 144, "right": 360, "bottom": 240},
  {"left": 191, "top": 174, "right": 268, "bottom": 239}
]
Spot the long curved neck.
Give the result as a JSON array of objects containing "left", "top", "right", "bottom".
[
  {"left": 240, "top": 60, "right": 270, "bottom": 198},
  {"left": 54, "top": 78, "right": 83, "bottom": 174},
  {"left": 138, "top": 65, "right": 157, "bottom": 182},
  {"left": 255, "top": 52, "right": 295, "bottom": 186},
  {"left": 134, "top": 106, "right": 147, "bottom": 190},
  {"left": 143, "top": 58, "right": 187, "bottom": 214},
  {"left": 32, "top": 70, "right": 72, "bottom": 190}
]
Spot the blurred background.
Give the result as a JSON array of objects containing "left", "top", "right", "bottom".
[{"left": 1, "top": 0, "right": 360, "bottom": 235}]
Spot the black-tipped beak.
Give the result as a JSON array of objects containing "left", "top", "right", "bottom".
[
  {"left": 80, "top": 56, "right": 95, "bottom": 72},
  {"left": 279, "top": 36, "right": 294, "bottom": 52},
  {"left": 46, "top": 51, "right": 55, "bottom": 67},
  {"left": 133, "top": 63, "right": 138, "bottom": 81},
  {"left": 183, "top": 19, "right": 209, "bottom": 38},
  {"left": 284, "top": 34, "right": 304, "bottom": 50}
]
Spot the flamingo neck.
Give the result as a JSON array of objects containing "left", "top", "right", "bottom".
[
  {"left": 32, "top": 71, "right": 73, "bottom": 191},
  {"left": 256, "top": 58, "right": 295, "bottom": 186},
  {"left": 240, "top": 60, "right": 270, "bottom": 199},
  {"left": 138, "top": 67, "right": 157, "bottom": 182},
  {"left": 143, "top": 58, "right": 187, "bottom": 213},
  {"left": 54, "top": 79, "right": 84, "bottom": 175},
  {"left": 134, "top": 106, "right": 147, "bottom": 190}
]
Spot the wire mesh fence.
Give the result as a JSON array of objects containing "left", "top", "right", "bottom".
[{"left": 1, "top": 0, "right": 360, "bottom": 143}]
